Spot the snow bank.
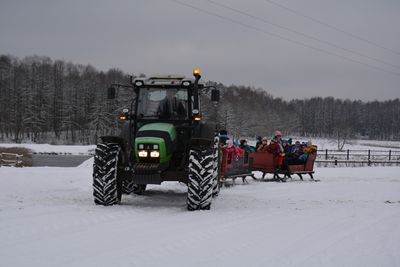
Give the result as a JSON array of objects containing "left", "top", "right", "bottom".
[
  {"left": 77, "top": 157, "right": 94, "bottom": 168},
  {"left": 1, "top": 165, "right": 399, "bottom": 267}
]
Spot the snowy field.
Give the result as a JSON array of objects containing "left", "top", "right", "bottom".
[
  {"left": 1, "top": 138, "right": 400, "bottom": 156},
  {"left": 1, "top": 165, "right": 399, "bottom": 267},
  {"left": 0, "top": 143, "right": 96, "bottom": 155},
  {"left": 246, "top": 137, "right": 400, "bottom": 150},
  {"left": 303, "top": 137, "right": 400, "bottom": 150}
]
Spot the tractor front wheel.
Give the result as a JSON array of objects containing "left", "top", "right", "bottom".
[
  {"left": 92, "top": 143, "right": 122, "bottom": 205},
  {"left": 187, "top": 146, "right": 215, "bottom": 210}
]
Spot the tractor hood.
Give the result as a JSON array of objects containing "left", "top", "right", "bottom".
[
  {"left": 135, "top": 123, "right": 177, "bottom": 164},
  {"left": 138, "top": 123, "right": 177, "bottom": 140}
]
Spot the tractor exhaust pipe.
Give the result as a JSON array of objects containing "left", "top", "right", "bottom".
[{"left": 192, "top": 68, "right": 201, "bottom": 113}]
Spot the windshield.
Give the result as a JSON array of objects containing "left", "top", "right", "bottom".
[{"left": 137, "top": 87, "right": 189, "bottom": 120}]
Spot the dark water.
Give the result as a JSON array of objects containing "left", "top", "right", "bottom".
[{"left": 32, "top": 154, "right": 92, "bottom": 167}]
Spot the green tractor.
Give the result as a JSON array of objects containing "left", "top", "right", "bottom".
[{"left": 93, "top": 69, "right": 221, "bottom": 210}]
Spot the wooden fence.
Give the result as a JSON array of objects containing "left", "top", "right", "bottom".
[
  {"left": 316, "top": 149, "right": 400, "bottom": 166},
  {"left": 0, "top": 152, "right": 23, "bottom": 167}
]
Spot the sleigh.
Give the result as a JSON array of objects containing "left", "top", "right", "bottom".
[
  {"left": 248, "top": 151, "right": 317, "bottom": 182},
  {"left": 219, "top": 150, "right": 255, "bottom": 186},
  {"left": 219, "top": 148, "right": 318, "bottom": 184}
]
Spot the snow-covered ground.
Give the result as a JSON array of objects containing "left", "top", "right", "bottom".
[
  {"left": 243, "top": 137, "right": 400, "bottom": 151},
  {"left": 1, "top": 166, "right": 399, "bottom": 267},
  {"left": 0, "top": 143, "right": 96, "bottom": 155},
  {"left": 1, "top": 138, "right": 400, "bottom": 156},
  {"left": 304, "top": 137, "right": 400, "bottom": 150}
]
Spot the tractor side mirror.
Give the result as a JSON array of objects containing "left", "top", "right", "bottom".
[
  {"left": 211, "top": 89, "right": 220, "bottom": 102},
  {"left": 107, "top": 86, "right": 116, "bottom": 99}
]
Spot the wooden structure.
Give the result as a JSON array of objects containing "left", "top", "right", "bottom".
[{"left": 0, "top": 152, "right": 23, "bottom": 167}]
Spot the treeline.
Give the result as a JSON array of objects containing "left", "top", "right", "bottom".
[
  {"left": 0, "top": 54, "right": 399, "bottom": 144},
  {"left": 0, "top": 55, "right": 129, "bottom": 144},
  {"left": 202, "top": 85, "right": 400, "bottom": 140},
  {"left": 292, "top": 97, "right": 400, "bottom": 140}
]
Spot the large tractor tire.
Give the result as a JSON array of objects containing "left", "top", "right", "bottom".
[
  {"left": 187, "top": 146, "right": 215, "bottom": 210},
  {"left": 93, "top": 143, "right": 122, "bottom": 205}
]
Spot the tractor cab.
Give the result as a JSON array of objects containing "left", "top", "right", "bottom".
[
  {"left": 130, "top": 71, "right": 206, "bottom": 124},
  {"left": 133, "top": 75, "right": 198, "bottom": 124}
]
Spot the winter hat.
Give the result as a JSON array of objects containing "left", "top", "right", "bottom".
[{"left": 226, "top": 139, "right": 233, "bottom": 148}]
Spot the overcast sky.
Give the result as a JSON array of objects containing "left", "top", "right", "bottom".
[{"left": 1, "top": 0, "right": 399, "bottom": 101}]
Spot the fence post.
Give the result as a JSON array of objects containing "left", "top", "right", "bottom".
[
  {"left": 325, "top": 149, "right": 328, "bottom": 160},
  {"left": 334, "top": 159, "right": 337, "bottom": 166},
  {"left": 368, "top": 149, "right": 371, "bottom": 166},
  {"left": 347, "top": 149, "right": 349, "bottom": 160},
  {"left": 389, "top": 150, "right": 391, "bottom": 161}
]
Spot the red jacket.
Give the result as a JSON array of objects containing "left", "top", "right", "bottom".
[
  {"left": 224, "top": 146, "right": 244, "bottom": 163},
  {"left": 266, "top": 143, "right": 282, "bottom": 155}
]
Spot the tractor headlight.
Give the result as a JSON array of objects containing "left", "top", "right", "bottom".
[
  {"left": 138, "top": 150, "right": 148, "bottom": 157},
  {"left": 134, "top": 80, "right": 144, "bottom": 87},
  {"left": 150, "top": 150, "right": 160, "bottom": 158},
  {"left": 182, "top": 80, "right": 191, "bottom": 87}
]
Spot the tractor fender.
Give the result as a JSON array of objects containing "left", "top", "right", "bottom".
[
  {"left": 119, "top": 121, "right": 131, "bottom": 143},
  {"left": 99, "top": 135, "right": 128, "bottom": 165},
  {"left": 119, "top": 121, "right": 137, "bottom": 162},
  {"left": 100, "top": 135, "right": 126, "bottom": 149},
  {"left": 190, "top": 123, "right": 217, "bottom": 148}
]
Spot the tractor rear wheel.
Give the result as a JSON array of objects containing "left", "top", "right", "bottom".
[
  {"left": 133, "top": 184, "right": 147, "bottom": 195},
  {"left": 187, "top": 146, "right": 215, "bottom": 210},
  {"left": 122, "top": 180, "right": 136, "bottom": 194},
  {"left": 123, "top": 180, "right": 147, "bottom": 195},
  {"left": 92, "top": 143, "right": 122, "bottom": 205},
  {"left": 212, "top": 136, "right": 220, "bottom": 197}
]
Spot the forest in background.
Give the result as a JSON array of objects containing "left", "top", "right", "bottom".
[{"left": 0, "top": 54, "right": 399, "bottom": 144}]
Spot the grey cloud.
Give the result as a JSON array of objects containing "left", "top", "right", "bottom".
[{"left": 1, "top": 0, "right": 399, "bottom": 100}]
